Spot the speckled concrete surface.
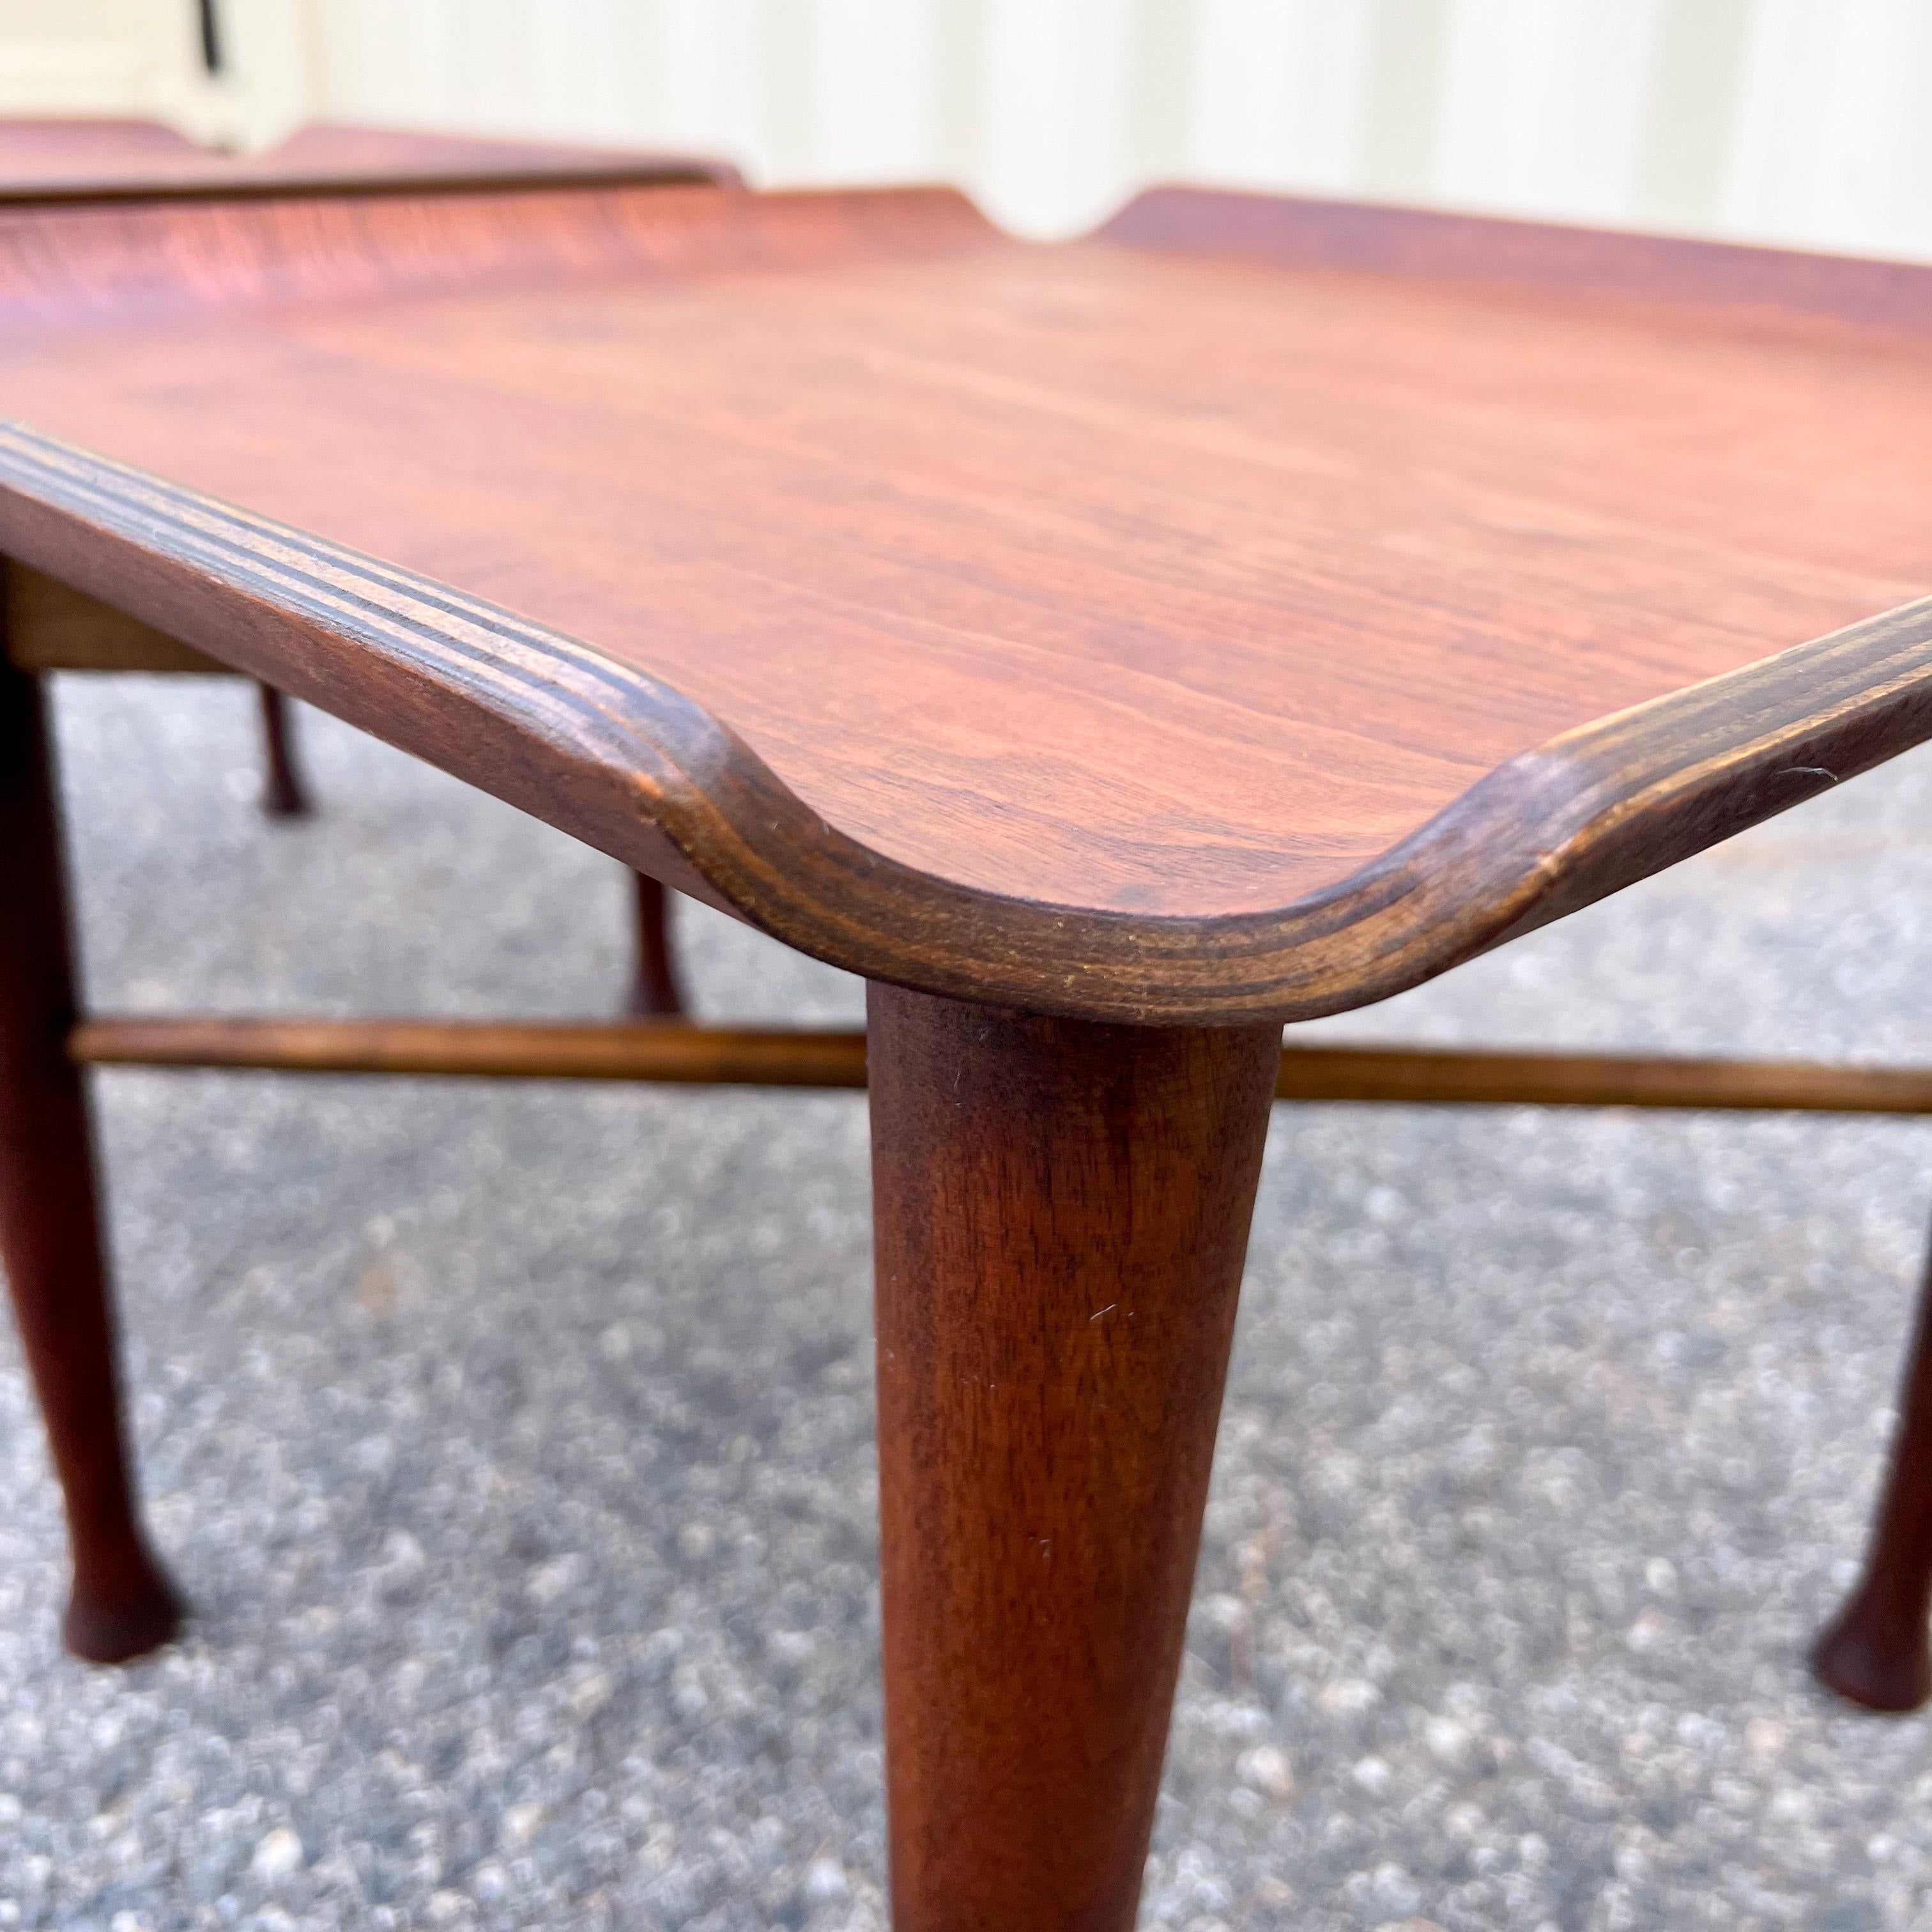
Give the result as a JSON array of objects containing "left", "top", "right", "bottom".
[{"left": 6, "top": 676, "right": 1932, "bottom": 1930}]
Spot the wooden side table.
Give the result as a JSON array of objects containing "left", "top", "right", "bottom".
[{"left": 6, "top": 177, "right": 1932, "bottom": 1929}]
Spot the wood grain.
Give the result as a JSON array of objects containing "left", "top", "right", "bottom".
[
  {"left": 868, "top": 984, "right": 1278, "bottom": 1930},
  {"left": 5, "top": 420, "right": 1928, "bottom": 1023},
  {"left": 2, "top": 183, "right": 1930, "bottom": 1018},
  {"left": 1103, "top": 185, "right": 1932, "bottom": 334}
]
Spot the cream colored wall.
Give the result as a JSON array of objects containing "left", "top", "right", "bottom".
[
  {"left": 10, "top": 0, "right": 1932, "bottom": 254},
  {"left": 0, "top": 0, "right": 220, "bottom": 126}
]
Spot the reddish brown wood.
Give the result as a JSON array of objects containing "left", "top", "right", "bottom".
[
  {"left": 0, "top": 121, "right": 723, "bottom": 1002},
  {"left": 869, "top": 984, "right": 1278, "bottom": 1930},
  {"left": 70, "top": 1015, "right": 870, "bottom": 1087},
  {"left": 255, "top": 681, "right": 309, "bottom": 816},
  {"left": 1102, "top": 184, "right": 1932, "bottom": 335},
  {"left": 60, "top": 1014, "right": 1932, "bottom": 1117},
  {"left": 1270, "top": 1044, "right": 1932, "bottom": 1113},
  {"left": 245, "top": 121, "right": 741, "bottom": 194},
  {"left": 0, "top": 116, "right": 197, "bottom": 183},
  {"left": 0, "top": 663, "right": 180, "bottom": 1662},
  {"left": 1, "top": 179, "right": 1919, "bottom": 917},
  {"left": 0, "top": 116, "right": 735, "bottom": 203},
  {"left": 1813, "top": 1227, "right": 1932, "bottom": 1712},
  {"left": 627, "top": 871, "right": 685, "bottom": 1018},
  {"left": 3, "top": 560, "right": 226, "bottom": 672},
  {"left": 0, "top": 185, "right": 1928, "bottom": 1020}
]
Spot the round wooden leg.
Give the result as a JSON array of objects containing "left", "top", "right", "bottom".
[
  {"left": 1813, "top": 1229, "right": 1932, "bottom": 1712},
  {"left": 1812, "top": 1586, "right": 1932, "bottom": 1714},
  {"left": 62, "top": 1539, "right": 183, "bottom": 1665},
  {"left": 625, "top": 871, "right": 686, "bottom": 1018},
  {"left": 0, "top": 665, "right": 183, "bottom": 1664},
  {"left": 868, "top": 983, "right": 1278, "bottom": 1931},
  {"left": 256, "top": 682, "right": 310, "bottom": 817}
]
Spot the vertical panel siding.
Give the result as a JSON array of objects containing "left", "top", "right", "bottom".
[
  {"left": 1627, "top": 0, "right": 1758, "bottom": 234},
  {"left": 13, "top": 1, "right": 1931, "bottom": 258},
  {"left": 1191, "top": 1, "right": 1377, "bottom": 196},
  {"left": 1432, "top": 0, "right": 1668, "bottom": 221},
  {"left": 1724, "top": 0, "right": 1932, "bottom": 256},
  {"left": 808, "top": 0, "right": 940, "bottom": 185}
]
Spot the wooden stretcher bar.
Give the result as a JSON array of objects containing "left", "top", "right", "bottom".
[{"left": 66, "top": 1015, "right": 1932, "bottom": 1114}]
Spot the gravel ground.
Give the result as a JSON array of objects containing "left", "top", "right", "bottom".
[{"left": 5, "top": 675, "right": 1932, "bottom": 1931}]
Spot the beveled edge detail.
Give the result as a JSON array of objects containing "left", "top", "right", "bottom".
[{"left": 4, "top": 421, "right": 1930, "bottom": 1026}]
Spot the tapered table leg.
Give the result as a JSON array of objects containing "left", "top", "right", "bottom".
[
  {"left": 255, "top": 682, "right": 310, "bottom": 818},
  {"left": 0, "top": 663, "right": 181, "bottom": 1662},
  {"left": 1813, "top": 1218, "right": 1932, "bottom": 1712},
  {"left": 868, "top": 983, "right": 1278, "bottom": 1931},
  {"left": 626, "top": 871, "right": 686, "bottom": 1018}
]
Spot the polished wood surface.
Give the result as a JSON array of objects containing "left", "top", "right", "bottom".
[
  {"left": 1269, "top": 1043, "right": 1932, "bottom": 1112},
  {"left": 66, "top": 1013, "right": 1932, "bottom": 1116},
  {"left": 72, "top": 1016, "right": 873, "bottom": 1087},
  {"left": 0, "top": 120, "right": 703, "bottom": 988},
  {"left": 0, "top": 115, "right": 733, "bottom": 203},
  {"left": 1106, "top": 185, "right": 1932, "bottom": 333},
  {"left": 0, "top": 665, "right": 180, "bottom": 1661},
  {"left": 0, "top": 181, "right": 1928, "bottom": 1018},
  {"left": 869, "top": 985, "right": 1278, "bottom": 1929}
]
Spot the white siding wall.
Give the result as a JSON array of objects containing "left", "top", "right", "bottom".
[
  {"left": 15, "top": 0, "right": 1932, "bottom": 254},
  {"left": 0, "top": 0, "right": 213, "bottom": 123}
]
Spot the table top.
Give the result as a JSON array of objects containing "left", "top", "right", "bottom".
[
  {"left": 0, "top": 115, "right": 731, "bottom": 201},
  {"left": 2, "top": 178, "right": 1929, "bottom": 1023}
]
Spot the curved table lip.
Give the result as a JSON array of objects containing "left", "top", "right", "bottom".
[
  {"left": 0, "top": 158, "right": 739, "bottom": 209},
  {"left": 1098, "top": 181, "right": 1932, "bottom": 334},
  {"left": 0, "top": 114, "right": 741, "bottom": 206},
  {"left": 5, "top": 422, "right": 1930, "bottom": 1028}
]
